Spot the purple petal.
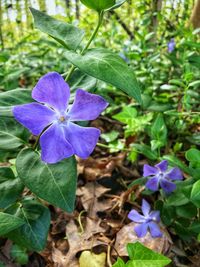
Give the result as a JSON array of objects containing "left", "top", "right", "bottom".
[
  {"left": 148, "top": 222, "right": 162, "bottom": 238},
  {"left": 12, "top": 103, "right": 56, "bottom": 135},
  {"left": 65, "top": 122, "right": 100, "bottom": 159},
  {"left": 160, "top": 179, "right": 176, "bottom": 194},
  {"left": 141, "top": 199, "right": 151, "bottom": 217},
  {"left": 32, "top": 72, "right": 70, "bottom": 112},
  {"left": 128, "top": 210, "right": 145, "bottom": 223},
  {"left": 145, "top": 176, "right": 159, "bottom": 191},
  {"left": 40, "top": 123, "right": 74, "bottom": 164},
  {"left": 155, "top": 160, "right": 168, "bottom": 172},
  {"left": 166, "top": 167, "right": 183, "bottom": 180},
  {"left": 149, "top": 211, "right": 160, "bottom": 222},
  {"left": 134, "top": 223, "right": 148, "bottom": 238},
  {"left": 143, "top": 164, "right": 158, "bottom": 177},
  {"left": 68, "top": 89, "right": 108, "bottom": 121}
]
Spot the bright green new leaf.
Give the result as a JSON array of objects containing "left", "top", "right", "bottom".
[
  {"left": 16, "top": 148, "right": 77, "bottom": 212},
  {"left": 30, "top": 8, "right": 84, "bottom": 50},
  {"left": 0, "top": 212, "right": 25, "bottom": 236},
  {"left": 80, "top": 0, "right": 115, "bottom": 11},
  {"left": 126, "top": 242, "right": 171, "bottom": 267},
  {"left": 64, "top": 48, "right": 142, "bottom": 103}
]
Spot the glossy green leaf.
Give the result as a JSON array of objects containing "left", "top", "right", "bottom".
[
  {"left": 16, "top": 148, "right": 77, "bottom": 212},
  {"left": 64, "top": 48, "right": 142, "bottom": 103},
  {"left": 80, "top": 0, "right": 115, "bottom": 11},
  {"left": 6, "top": 199, "right": 50, "bottom": 251},
  {"left": 0, "top": 118, "right": 28, "bottom": 150},
  {"left": 0, "top": 213, "right": 25, "bottom": 236},
  {"left": 191, "top": 180, "right": 200, "bottom": 207},
  {"left": 10, "top": 244, "right": 28, "bottom": 265},
  {"left": 0, "top": 88, "right": 32, "bottom": 106},
  {"left": 0, "top": 167, "right": 24, "bottom": 208},
  {"left": 126, "top": 242, "right": 171, "bottom": 267},
  {"left": 112, "top": 258, "right": 126, "bottom": 267},
  {"left": 30, "top": 8, "right": 84, "bottom": 50}
]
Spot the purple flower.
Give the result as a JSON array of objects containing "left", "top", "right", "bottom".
[
  {"left": 128, "top": 199, "right": 162, "bottom": 238},
  {"left": 13, "top": 72, "right": 108, "bottom": 164},
  {"left": 143, "top": 160, "right": 183, "bottom": 194},
  {"left": 168, "top": 38, "right": 175, "bottom": 53}
]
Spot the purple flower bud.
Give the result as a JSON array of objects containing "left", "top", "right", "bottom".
[
  {"left": 143, "top": 160, "right": 183, "bottom": 194},
  {"left": 12, "top": 72, "right": 109, "bottom": 164},
  {"left": 168, "top": 38, "right": 175, "bottom": 53},
  {"left": 128, "top": 199, "right": 162, "bottom": 238}
]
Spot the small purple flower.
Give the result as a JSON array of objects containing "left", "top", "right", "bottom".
[
  {"left": 13, "top": 72, "right": 108, "bottom": 164},
  {"left": 168, "top": 38, "right": 175, "bottom": 53},
  {"left": 128, "top": 199, "right": 162, "bottom": 238},
  {"left": 143, "top": 160, "right": 183, "bottom": 194}
]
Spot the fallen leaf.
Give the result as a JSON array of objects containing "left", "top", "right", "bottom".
[
  {"left": 51, "top": 217, "right": 107, "bottom": 267},
  {"left": 114, "top": 222, "right": 172, "bottom": 257},
  {"left": 79, "top": 251, "right": 106, "bottom": 267},
  {"left": 77, "top": 182, "right": 113, "bottom": 217}
]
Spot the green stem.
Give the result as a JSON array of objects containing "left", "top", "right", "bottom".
[{"left": 65, "top": 11, "right": 104, "bottom": 81}]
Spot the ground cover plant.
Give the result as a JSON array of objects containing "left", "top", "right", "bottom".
[{"left": 0, "top": 0, "right": 200, "bottom": 266}]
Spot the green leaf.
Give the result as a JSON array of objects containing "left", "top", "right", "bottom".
[
  {"left": 64, "top": 48, "right": 142, "bottom": 103},
  {"left": 185, "top": 148, "right": 200, "bottom": 167},
  {"left": 176, "top": 203, "right": 197, "bottom": 219},
  {"left": 0, "top": 167, "right": 24, "bottom": 209},
  {"left": 191, "top": 180, "right": 200, "bottom": 208},
  {"left": 101, "top": 131, "right": 119, "bottom": 142},
  {"left": 30, "top": 8, "right": 84, "bottom": 50},
  {"left": 0, "top": 212, "right": 25, "bottom": 236},
  {"left": 107, "top": 0, "right": 128, "bottom": 11},
  {"left": 16, "top": 148, "right": 77, "bottom": 212},
  {"left": 113, "top": 106, "right": 137, "bottom": 124},
  {"left": 10, "top": 244, "right": 28, "bottom": 265},
  {"left": 112, "top": 258, "right": 126, "bottom": 267},
  {"left": 132, "top": 144, "right": 158, "bottom": 160},
  {"left": 126, "top": 242, "right": 171, "bottom": 267},
  {"left": 0, "top": 88, "right": 32, "bottom": 106},
  {"left": 151, "top": 114, "right": 167, "bottom": 144},
  {"left": 6, "top": 199, "right": 50, "bottom": 251},
  {"left": 80, "top": 0, "right": 115, "bottom": 11},
  {"left": 0, "top": 118, "right": 28, "bottom": 150}
]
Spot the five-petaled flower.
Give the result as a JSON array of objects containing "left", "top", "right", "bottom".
[
  {"left": 168, "top": 38, "right": 175, "bottom": 53},
  {"left": 128, "top": 199, "right": 162, "bottom": 238},
  {"left": 13, "top": 72, "right": 108, "bottom": 164},
  {"left": 143, "top": 160, "right": 183, "bottom": 194}
]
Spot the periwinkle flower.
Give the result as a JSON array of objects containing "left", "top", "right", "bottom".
[
  {"left": 13, "top": 72, "right": 108, "bottom": 164},
  {"left": 128, "top": 199, "right": 162, "bottom": 238},
  {"left": 168, "top": 38, "right": 175, "bottom": 53},
  {"left": 143, "top": 160, "right": 183, "bottom": 194}
]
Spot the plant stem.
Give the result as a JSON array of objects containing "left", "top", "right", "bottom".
[{"left": 65, "top": 11, "right": 104, "bottom": 81}]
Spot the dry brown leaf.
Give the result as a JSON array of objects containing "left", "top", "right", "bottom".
[
  {"left": 51, "top": 217, "right": 107, "bottom": 267},
  {"left": 77, "top": 154, "right": 125, "bottom": 181},
  {"left": 114, "top": 222, "right": 172, "bottom": 256},
  {"left": 77, "top": 182, "right": 113, "bottom": 217}
]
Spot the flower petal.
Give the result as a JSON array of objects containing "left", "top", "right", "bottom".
[
  {"left": 40, "top": 123, "right": 74, "bottom": 164},
  {"left": 145, "top": 176, "right": 160, "bottom": 191},
  {"left": 160, "top": 179, "right": 176, "bottom": 194},
  {"left": 149, "top": 211, "right": 160, "bottom": 222},
  {"left": 148, "top": 222, "right": 162, "bottom": 238},
  {"left": 155, "top": 160, "right": 168, "bottom": 172},
  {"left": 134, "top": 223, "right": 148, "bottom": 238},
  {"left": 141, "top": 199, "right": 151, "bottom": 217},
  {"left": 143, "top": 164, "right": 158, "bottom": 177},
  {"left": 68, "top": 89, "right": 108, "bottom": 121},
  {"left": 128, "top": 210, "right": 145, "bottom": 223},
  {"left": 12, "top": 103, "right": 56, "bottom": 135},
  {"left": 167, "top": 167, "right": 183, "bottom": 180},
  {"left": 32, "top": 72, "right": 70, "bottom": 112},
  {"left": 65, "top": 122, "right": 100, "bottom": 159}
]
